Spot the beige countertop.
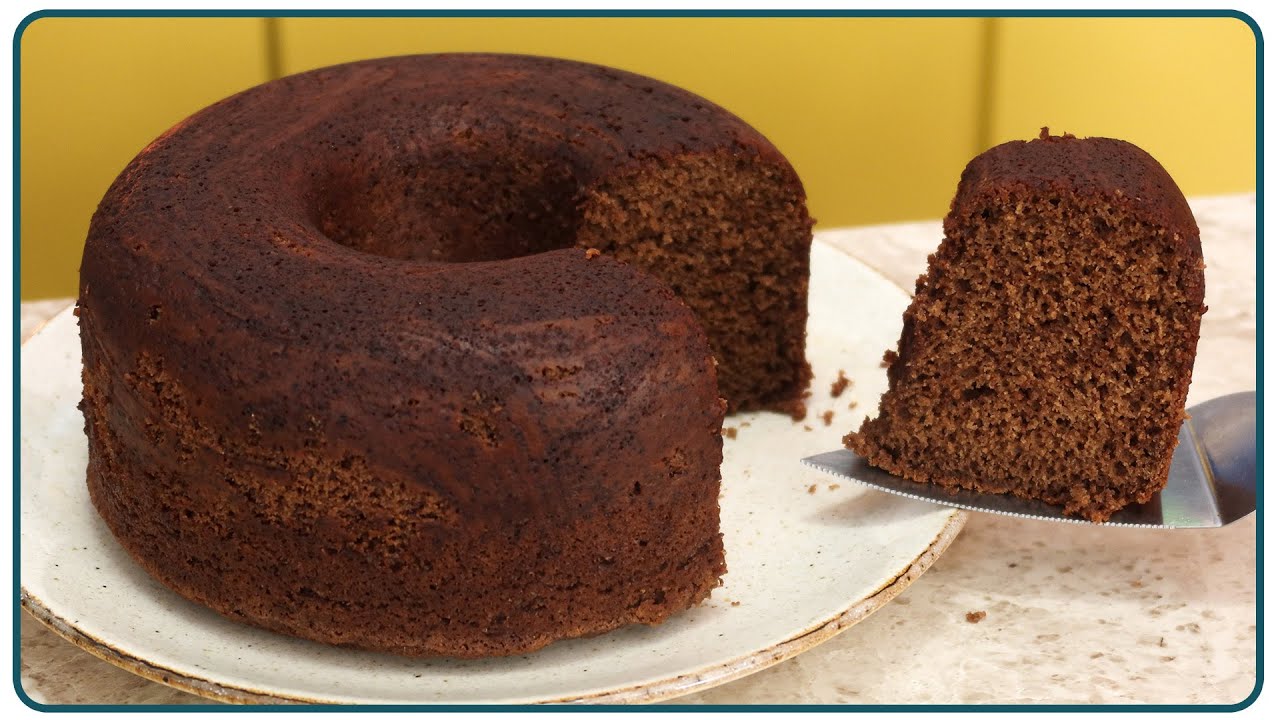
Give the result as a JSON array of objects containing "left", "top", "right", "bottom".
[{"left": 19, "top": 194, "right": 1257, "bottom": 705}]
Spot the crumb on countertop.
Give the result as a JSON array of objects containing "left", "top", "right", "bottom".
[
  {"left": 807, "top": 484, "right": 817, "bottom": 495},
  {"left": 731, "top": 601, "right": 741, "bottom": 607},
  {"left": 830, "top": 370, "right": 852, "bottom": 398},
  {"left": 848, "top": 400, "right": 859, "bottom": 410},
  {"left": 965, "top": 611, "right": 987, "bottom": 624},
  {"left": 821, "top": 410, "right": 834, "bottom": 426},
  {"left": 803, "top": 425, "right": 813, "bottom": 432},
  {"left": 828, "top": 483, "right": 840, "bottom": 491},
  {"left": 722, "top": 427, "right": 738, "bottom": 439}
]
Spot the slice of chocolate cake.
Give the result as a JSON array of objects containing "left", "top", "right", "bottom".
[{"left": 846, "top": 129, "right": 1207, "bottom": 522}]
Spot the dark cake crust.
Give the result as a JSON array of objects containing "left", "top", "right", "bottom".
[
  {"left": 847, "top": 130, "right": 1206, "bottom": 522},
  {"left": 946, "top": 129, "right": 1204, "bottom": 281},
  {"left": 75, "top": 54, "right": 816, "bottom": 657}
]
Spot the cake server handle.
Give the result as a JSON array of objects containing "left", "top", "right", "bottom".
[{"left": 1185, "top": 390, "right": 1257, "bottom": 527}]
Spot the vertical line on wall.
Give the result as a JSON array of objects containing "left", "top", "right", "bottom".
[
  {"left": 974, "top": 17, "right": 999, "bottom": 154},
  {"left": 264, "top": 17, "right": 284, "bottom": 80}
]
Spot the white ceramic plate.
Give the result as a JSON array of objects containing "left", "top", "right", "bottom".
[{"left": 20, "top": 240, "right": 965, "bottom": 705}]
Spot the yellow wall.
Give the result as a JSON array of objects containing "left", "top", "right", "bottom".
[
  {"left": 19, "top": 16, "right": 1257, "bottom": 299},
  {"left": 988, "top": 18, "right": 1256, "bottom": 198}
]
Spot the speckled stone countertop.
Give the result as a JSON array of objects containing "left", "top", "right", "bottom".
[{"left": 19, "top": 194, "right": 1257, "bottom": 705}]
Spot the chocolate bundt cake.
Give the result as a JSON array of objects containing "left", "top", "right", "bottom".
[
  {"left": 846, "top": 129, "right": 1206, "bottom": 522},
  {"left": 78, "top": 54, "right": 814, "bottom": 657}
]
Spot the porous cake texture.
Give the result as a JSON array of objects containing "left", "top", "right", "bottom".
[{"left": 846, "top": 129, "right": 1206, "bottom": 522}]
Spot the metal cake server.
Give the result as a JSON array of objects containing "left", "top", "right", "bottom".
[{"left": 802, "top": 391, "right": 1256, "bottom": 528}]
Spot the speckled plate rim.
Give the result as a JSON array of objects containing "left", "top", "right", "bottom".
[
  {"left": 20, "top": 512, "right": 965, "bottom": 705},
  {"left": 18, "top": 240, "right": 968, "bottom": 705}
]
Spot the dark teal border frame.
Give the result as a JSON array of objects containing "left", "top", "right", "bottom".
[{"left": 11, "top": 7, "right": 1263, "bottom": 712}]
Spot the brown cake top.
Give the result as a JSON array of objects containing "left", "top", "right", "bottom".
[
  {"left": 946, "top": 128, "right": 1201, "bottom": 266},
  {"left": 80, "top": 54, "right": 744, "bottom": 524}
]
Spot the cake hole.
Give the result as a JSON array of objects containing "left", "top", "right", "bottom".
[{"left": 312, "top": 137, "right": 580, "bottom": 263}]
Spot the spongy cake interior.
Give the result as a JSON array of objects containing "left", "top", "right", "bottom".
[
  {"left": 577, "top": 151, "right": 813, "bottom": 415},
  {"left": 846, "top": 187, "right": 1205, "bottom": 521}
]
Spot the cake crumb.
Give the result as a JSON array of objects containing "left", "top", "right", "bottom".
[
  {"left": 965, "top": 611, "right": 987, "bottom": 624},
  {"left": 731, "top": 601, "right": 741, "bottom": 607},
  {"left": 821, "top": 410, "right": 834, "bottom": 426},
  {"left": 807, "top": 484, "right": 817, "bottom": 494},
  {"left": 584, "top": 247, "right": 602, "bottom": 259},
  {"left": 830, "top": 370, "right": 852, "bottom": 398},
  {"left": 1039, "top": 126, "right": 1077, "bottom": 141},
  {"left": 722, "top": 427, "right": 738, "bottom": 439},
  {"left": 828, "top": 483, "right": 840, "bottom": 491},
  {"left": 847, "top": 400, "right": 859, "bottom": 410},
  {"left": 803, "top": 425, "right": 813, "bottom": 432},
  {"left": 881, "top": 349, "right": 898, "bottom": 367}
]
